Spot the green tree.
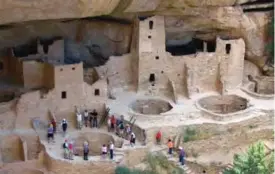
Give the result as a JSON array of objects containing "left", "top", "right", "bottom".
[{"left": 223, "top": 141, "right": 274, "bottom": 174}]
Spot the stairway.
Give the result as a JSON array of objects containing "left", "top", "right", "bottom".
[
  {"left": 158, "top": 150, "right": 197, "bottom": 174},
  {"left": 166, "top": 156, "right": 196, "bottom": 174}
]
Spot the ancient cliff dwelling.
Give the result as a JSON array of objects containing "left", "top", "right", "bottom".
[{"left": 0, "top": 1, "right": 274, "bottom": 174}]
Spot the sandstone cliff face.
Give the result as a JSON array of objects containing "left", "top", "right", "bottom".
[{"left": 0, "top": 0, "right": 273, "bottom": 67}]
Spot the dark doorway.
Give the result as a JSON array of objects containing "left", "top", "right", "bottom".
[
  {"left": 61, "top": 91, "right": 67, "bottom": 99},
  {"left": 94, "top": 89, "right": 100, "bottom": 96},
  {"left": 149, "top": 74, "right": 155, "bottom": 82},
  {"left": 0, "top": 62, "right": 3, "bottom": 70},
  {"left": 149, "top": 21, "right": 154, "bottom": 30},
  {"left": 207, "top": 40, "right": 216, "bottom": 52},
  {"left": 166, "top": 38, "right": 204, "bottom": 56},
  {"left": 13, "top": 39, "right": 37, "bottom": 57},
  {"left": 226, "top": 44, "right": 231, "bottom": 54}
]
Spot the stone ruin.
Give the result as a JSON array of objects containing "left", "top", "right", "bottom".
[{"left": 0, "top": 12, "right": 273, "bottom": 174}]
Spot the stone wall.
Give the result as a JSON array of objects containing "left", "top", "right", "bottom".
[
  {"left": 96, "top": 54, "right": 133, "bottom": 89},
  {"left": 43, "top": 150, "right": 115, "bottom": 174},
  {"left": 22, "top": 61, "right": 44, "bottom": 89},
  {"left": 0, "top": 134, "right": 24, "bottom": 163}
]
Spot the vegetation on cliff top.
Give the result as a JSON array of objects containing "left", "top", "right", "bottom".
[{"left": 223, "top": 141, "right": 274, "bottom": 174}]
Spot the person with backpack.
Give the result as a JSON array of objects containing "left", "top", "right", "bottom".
[
  {"left": 83, "top": 141, "right": 89, "bottom": 160},
  {"left": 119, "top": 122, "right": 124, "bottom": 138},
  {"left": 63, "top": 139, "right": 69, "bottom": 159},
  {"left": 47, "top": 124, "right": 54, "bottom": 143},
  {"left": 61, "top": 118, "right": 68, "bottom": 137}
]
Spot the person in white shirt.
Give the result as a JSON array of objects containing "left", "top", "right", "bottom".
[
  {"left": 83, "top": 110, "right": 89, "bottom": 127},
  {"left": 76, "top": 112, "right": 82, "bottom": 130},
  {"left": 130, "top": 132, "right": 136, "bottom": 147},
  {"left": 101, "top": 144, "right": 107, "bottom": 158},
  {"left": 109, "top": 141, "right": 114, "bottom": 160}
]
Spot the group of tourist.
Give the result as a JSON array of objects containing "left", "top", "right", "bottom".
[
  {"left": 47, "top": 117, "right": 69, "bottom": 143},
  {"left": 76, "top": 109, "right": 99, "bottom": 130},
  {"left": 155, "top": 130, "right": 185, "bottom": 166},
  {"left": 107, "top": 115, "right": 138, "bottom": 147},
  {"left": 62, "top": 139, "right": 115, "bottom": 161}
]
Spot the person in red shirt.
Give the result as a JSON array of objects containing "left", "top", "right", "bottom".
[
  {"left": 51, "top": 118, "right": 57, "bottom": 134},
  {"left": 156, "top": 130, "right": 162, "bottom": 145},
  {"left": 111, "top": 115, "right": 116, "bottom": 132}
]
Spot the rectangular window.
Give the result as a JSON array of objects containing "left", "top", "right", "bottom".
[
  {"left": 94, "top": 89, "right": 100, "bottom": 96},
  {"left": 61, "top": 91, "right": 66, "bottom": 99}
]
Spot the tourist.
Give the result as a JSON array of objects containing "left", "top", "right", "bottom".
[
  {"left": 118, "top": 121, "right": 124, "bottom": 138},
  {"left": 115, "top": 117, "right": 121, "bottom": 136},
  {"left": 130, "top": 131, "right": 136, "bottom": 147},
  {"left": 111, "top": 115, "right": 116, "bottom": 132},
  {"left": 61, "top": 118, "right": 68, "bottom": 137},
  {"left": 83, "top": 110, "right": 89, "bottom": 127},
  {"left": 68, "top": 140, "right": 74, "bottom": 160},
  {"left": 76, "top": 111, "right": 82, "bottom": 130},
  {"left": 101, "top": 144, "right": 108, "bottom": 159},
  {"left": 167, "top": 139, "right": 174, "bottom": 155},
  {"left": 142, "top": 129, "right": 147, "bottom": 146},
  {"left": 156, "top": 130, "right": 162, "bottom": 145},
  {"left": 47, "top": 124, "right": 54, "bottom": 143},
  {"left": 107, "top": 116, "right": 111, "bottom": 132},
  {"left": 179, "top": 146, "right": 185, "bottom": 166},
  {"left": 91, "top": 109, "right": 98, "bottom": 128},
  {"left": 63, "top": 139, "right": 69, "bottom": 159},
  {"left": 109, "top": 141, "right": 114, "bottom": 160},
  {"left": 83, "top": 141, "right": 89, "bottom": 161},
  {"left": 51, "top": 118, "right": 57, "bottom": 134},
  {"left": 125, "top": 124, "right": 131, "bottom": 140}
]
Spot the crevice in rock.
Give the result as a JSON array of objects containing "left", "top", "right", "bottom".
[{"left": 243, "top": 6, "right": 274, "bottom": 12}]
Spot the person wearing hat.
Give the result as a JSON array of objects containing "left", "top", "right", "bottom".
[
  {"left": 83, "top": 141, "right": 89, "bottom": 160},
  {"left": 179, "top": 146, "right": 185, "bottom": 166}
]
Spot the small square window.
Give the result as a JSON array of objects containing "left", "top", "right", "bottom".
[
  {"left": 61, "top": 91, "right": 66, "bottom": 99},
  {"left": 72, "top": 67, "right": 75, "bottom": 70},
  {"left": 148, "top": 35, "right": 152, "bottom": 39},
  {"left": 60, "top": 68, "right": 63, "bottom": 71},
  {"left": 0, "top": 62, "right": 3, "bottom": 70},
  {"left": 155, "top": 56, "right": 159, "bottom": 60},
  {"left": 94, "top": 89, "right": 100, "bottom": 96}
]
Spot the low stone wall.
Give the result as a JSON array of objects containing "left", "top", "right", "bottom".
[
  {"left": 241, "top": 84, "right": 274, "bottom": 100},
  {"left": 43, "top": 148, "right": 116, "bottom": 174}
]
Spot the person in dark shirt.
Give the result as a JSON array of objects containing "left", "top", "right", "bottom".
[{"left": 91, "top": 109, "right": 98, "bottom": 128}]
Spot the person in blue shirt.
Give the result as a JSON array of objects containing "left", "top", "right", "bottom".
[{"left": 179, "top": 147, "right": 185, "bottom": 166}]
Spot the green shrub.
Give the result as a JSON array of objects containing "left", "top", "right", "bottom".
[{"left": 183, "top": 127, "right": 197, "bottom": 142}]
